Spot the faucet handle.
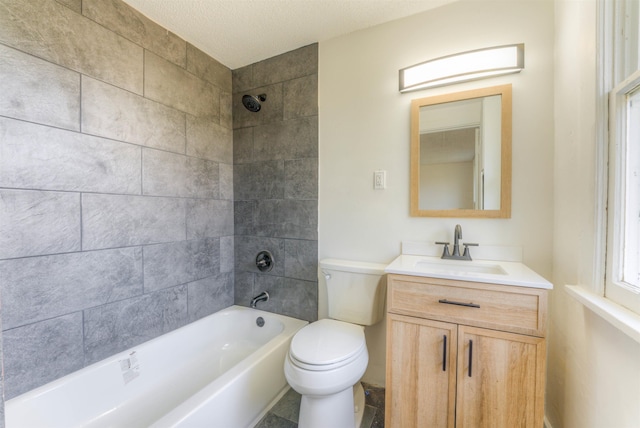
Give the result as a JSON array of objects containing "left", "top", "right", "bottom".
[
  {"left": 436, "top": 242, "right": 451, "bottom": 258},
  {"left": 462, "top": 243, "right": 479, "bottom": 260}
]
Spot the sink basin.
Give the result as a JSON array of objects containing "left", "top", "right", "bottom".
[
  {"left": 384, "top": 254, "right": 553, "bottom": 289},
  {"left": 415, "top": 260, "right": 507, "bottom": 275}
]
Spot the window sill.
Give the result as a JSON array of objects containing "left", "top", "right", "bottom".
[{"left": 565, "top": 285, "right": 640, "bottom": 344}]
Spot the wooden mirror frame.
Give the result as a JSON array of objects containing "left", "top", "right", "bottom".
[{"left": 410, "top": 84, "right": 512, "bottom": 218}]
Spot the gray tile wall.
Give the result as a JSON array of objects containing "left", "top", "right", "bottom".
[
  {"left": 232, "top": 45, "right": 319, "bottom": 322},
  {"left": 0, "top": 0, "right": 234, "bottom": 404}
]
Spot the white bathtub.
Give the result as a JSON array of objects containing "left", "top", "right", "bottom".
[{"left": 6, "top": 305, "right": 308, "bottom": 428}]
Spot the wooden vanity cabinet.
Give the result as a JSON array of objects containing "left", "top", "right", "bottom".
[{"left": 385, "top": 274, "right": 548, "bottom": 428}]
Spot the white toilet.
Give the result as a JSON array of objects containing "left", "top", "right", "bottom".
[{"left": 284, "top": 259, "right": 386, "bottom": 428}]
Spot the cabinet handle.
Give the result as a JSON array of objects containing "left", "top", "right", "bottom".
[
  {"left": 438, "top": 299, "right": 480, "bottom": 308},
  {"left": 468, "top": 339, "right": 473, "bottom": 377},
  {"left": 442, "top": 335, "right": 447, "bottom": 371}
]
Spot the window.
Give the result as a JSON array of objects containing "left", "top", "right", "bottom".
[
  {"left": 622, "top": 87, "right": 640, "bottom": 289},
  {"left": 604, "top": 0, "right": 640, "bottom": 314}
]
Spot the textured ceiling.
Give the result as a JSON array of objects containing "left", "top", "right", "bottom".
[{"left": 121, "top": 0, "right": 457, "bottom": 69}]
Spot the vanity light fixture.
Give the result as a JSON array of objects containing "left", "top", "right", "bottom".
[{"left": 399, "top": 43, "right": 524, "bottom": 92}]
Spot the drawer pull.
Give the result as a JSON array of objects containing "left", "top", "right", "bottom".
[
  {"left": 442, "top": 335, "right": 447, "bottom": 371},
  {"left": 468, "top": 339, "right": 473, "bottom": 377},
  {"left": 438, "top": 299, "right": 480, "bottom": 309}
]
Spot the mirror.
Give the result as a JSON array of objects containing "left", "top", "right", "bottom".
[{"left": 410, "top": 84, "right": 512, "bottom": 218}]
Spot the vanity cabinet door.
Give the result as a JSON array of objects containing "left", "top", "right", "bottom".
[
  {"left": 455, "top": 326, "right": 546, "bottom": 428},
  {"left": 385, "top": 314, "right": 457, "bottom": 428}
]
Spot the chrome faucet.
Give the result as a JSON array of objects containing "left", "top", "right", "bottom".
[
  {"left": 250, "top": 291, "right": 269, "bottom": 308},
  {"left": 436, "top": 224, "right": 478, "bottom": 261}
]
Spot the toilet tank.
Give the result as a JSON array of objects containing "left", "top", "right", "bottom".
[{"left": 320, "top": 258, "right": 387, "bottom": 326}]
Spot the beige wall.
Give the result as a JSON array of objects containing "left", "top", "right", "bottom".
[
  {"left": 319, "top": 1, "right": 640, "bottom": 425},
  {"left": 549, "top": 1, "right": 640, "bottom": 427},
  {"left": 319, "top": 0, "right": 554, "bottom": 386}
]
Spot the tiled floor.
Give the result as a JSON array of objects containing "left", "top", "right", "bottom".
[{"left": 255, "top": 382, "right": 385, "bottom": 428}]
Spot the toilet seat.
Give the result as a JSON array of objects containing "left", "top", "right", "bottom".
[{"left": 289, "top": 319, "right": 366, "bottom": 371}]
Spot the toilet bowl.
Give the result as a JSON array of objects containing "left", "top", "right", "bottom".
[
  {"left": 284, "top": 319, "right": 369, "bottom": 428},
  {"left": 284, "top": 259, "right": 386, "bottom": 428}
]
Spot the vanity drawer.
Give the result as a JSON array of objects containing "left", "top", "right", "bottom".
[{"left": 388, "top": 274, "right": 547, "bottom": 337}]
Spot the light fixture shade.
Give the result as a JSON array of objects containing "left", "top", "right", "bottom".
[{"left": 399, "top": 44, "right": 524, "bottom": 92}]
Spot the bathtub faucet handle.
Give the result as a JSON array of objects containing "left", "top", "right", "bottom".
[
  {"left": 256, "top": 250, "right": 274, "bottom": 272},
  {"left": 250, "top": 291, "right": 270, "bottom": 308}
]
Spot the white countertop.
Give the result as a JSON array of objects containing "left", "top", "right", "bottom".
[{"left": 385, "top": 254, "right": 553, "bottom": 290}]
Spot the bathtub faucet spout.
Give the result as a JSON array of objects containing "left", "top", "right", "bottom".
[{"left": 250, "top": 291, "right": 269, "bottom": 308}]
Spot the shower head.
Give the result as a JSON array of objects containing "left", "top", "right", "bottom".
[{"left": 242, "top": 94, "right": 267, "bottom": 112}]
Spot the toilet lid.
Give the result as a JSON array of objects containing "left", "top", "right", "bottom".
[{"left": 290, "top": 319, "right": 365, "bottom": 366}]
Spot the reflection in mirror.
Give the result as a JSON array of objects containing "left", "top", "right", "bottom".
[{"left": 410, "top": 85, "right": 512, "bottom": 218}]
